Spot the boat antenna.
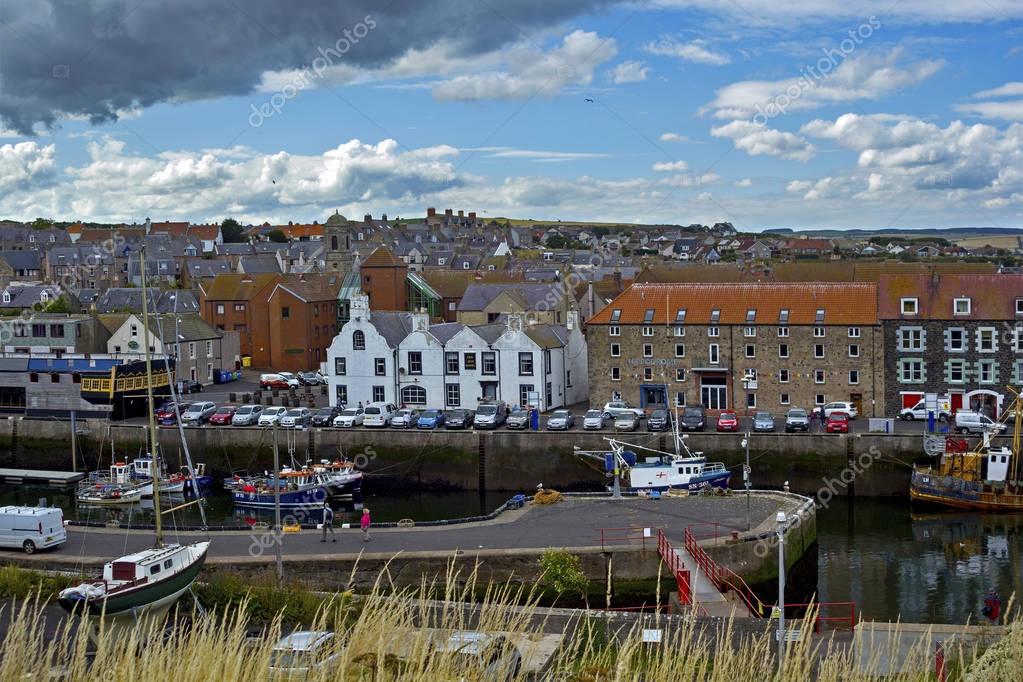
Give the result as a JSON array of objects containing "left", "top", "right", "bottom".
[{"left": 139, "top": 246, "right": 163, "bottom": 548}]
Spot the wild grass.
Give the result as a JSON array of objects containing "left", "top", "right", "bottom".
[{"left": 0, "top": 561, "right": 1010, "bottom": 680}]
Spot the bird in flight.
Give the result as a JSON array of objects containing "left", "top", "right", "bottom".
[{"left": 585, "top": 98, "right": 594, "bottom": 103}]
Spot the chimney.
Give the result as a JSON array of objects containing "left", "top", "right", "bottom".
[
  {"left": 351, "top": 293, "right": 370, "bottom": 320},
  {"left": 445, "top": 208, "right": 453, "bottom": 217},
  {"left": 468, "top": 212, "right": 476, "bottom": 222},
  {"left": 613, "top": 269, "right": 622, "bottom": 288},
  {"left": 427, "top": 207, "right": 436, "bottom": 217},
  {"left": 364, "top": 214, "right": 372, "bottom": 224},
  {"left": 458, "top": 210, "right": 464, "bottom": 218},
  {"left": 381, "top": 214, "right": 387, "bottom": 222}
]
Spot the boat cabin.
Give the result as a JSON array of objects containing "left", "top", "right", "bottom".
[
  {"left": 103, "top": 546, "right": 186, "bottom": 584},
  {"left": 110, "top": 462, "right": 131, "bottom": 484}
]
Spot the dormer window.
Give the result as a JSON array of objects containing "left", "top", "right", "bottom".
[
  {"left": 1, "top": 292, "right": 9, "bottom": 303},
  {"left": 675, "top": 308, "right": 686, "bottom": 323},
  {"left": 778, "top": 309, "right": 790, "bottom": 324},
  {"left": 953, "top": 298, "right": 971, "bottom": 316},
  {"left": 438, "top": 258, "right": 446, "bottom": 266},
  {"left": 746, "top": 309, "right": 756, "bottom": 323},
  {"left": 815, "top": 309, "right": 825, "bottom": 323},
  {"left": 462, "top": 262, "right": 469, "bottom": 270},
  {"left": 643, "top": 309, "right": 655, "bottom": 324},
  {"left": 710, "top": 309, "right": 721, "bottom": 324},
  {"left": 40, "top": 291, "right": 49, "bottom": 302},
  {"left": 610, "top": 309, "right": 621, "bottom": 323},
  {"left": 900, "top": 298, "right": 918, "bottom": 315}
]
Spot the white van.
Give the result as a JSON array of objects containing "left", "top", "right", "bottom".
[
  {"left": 0, "top": 506, "right": 66, "bottom": 554},
  {"left": 954, "top": 410, "right": 1007, "bottom": 435},
  {"left": 363, "top": 402, "right": 397, "bottom": 428},
  {"left": 900, "top": 397, "right": 951, "bottom": 422}
]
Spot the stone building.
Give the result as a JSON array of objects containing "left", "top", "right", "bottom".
[{"left": 586, "top": 282, "right": 884, "bottom": 416}]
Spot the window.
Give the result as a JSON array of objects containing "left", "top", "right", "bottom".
[
  {"left": 946, "top": 359, "right": 967, "bottom": 384},
  {"left": 675, "top": 391, "right": 686, "bottom": 407},
  {"left": 745, "top": 344, "right": 755, "bottom": 358},
  {"left": 813, "top": 327, "right": 825, "bottom": 338},
  {"left": 643, "top": 344, "right": 653, "bottom": 358},
  {"left": 234, "top": 303, "right": 245, "bottom": 312},
  {"left": 643, "top": 308, "right": 655, "bottom": 324},
  {"left": 709, "top": 344, "right": 719, "bottom": 364},
  {"left": 130, "top": 324, "right": 138, "bottom": 337},
  {"left": 215, "top": 304, "right": 225, "bottom": 315},
  {"left": 642, "top": 326, "right": 654, "bottom": 337},
  {"left": 611, "top": 367, "right": 621, "bottom": 381},
  {"left": 482, "top": 352, "right": 496, "bottom": 375},
  {"left": 675, "top": 308, "right": 687, "bottom": 323},
  {"left": 674, "top": 344, "right": 685, "bottom": 357},
  {"left": 708, "top": 327, "right": 720, "bottom": 337},
  {"left": 544, "top": 349, "right": 552, "bottom": 373},
  {"left": 518, "top": 352, "right": 534, "bottom": 376},
  {"left": 281, "top": 306, "right": 290, "bottom": 319},
  {"left": 953, "top": 297, "right": 971, "bottom": 316},
  {"left": 609, "top": 326, "right": 620, "bottom": 336},
  {"left": 778, "top": 326, "right": 789, "bottom": 338},
  {"left": 408, "top": 351, "right": 423, "bottom": 375},
  {"left": 849, "top": 370, "right": 860, "bottom": 384},
  {"left": 32, "top": 324, "right": 45, "bottom": 337},
  {"left": 610, "top": 343, "right": 621, "bottom": 357},
  {"left": 463, "top": 353, "right": 477, "bottom": 371},
  {"left": 779, "top": 344, "right": 789, "bottom": 358},
  {"left": 710, "top": 309, "right": 721, "bottom": 324},
  {"left": 900, "top": 298, "right": 918, "bottom": 315},
  {"left": 445, "top": 352, "right": 459, "bottom": 374},
  {"left": 815, "top": 309, "right": 825, "bottom": 323},
  {"left": 29, "top": 373, "right": 38, "bottom": 383},
  {"left": 610, "top": 309, "right": 621, "bottom": 323},
  {"left": 946, "top": 328, "right": 966, "bottom": 352},
  {"left": 848, "top": 344, "right": 860, "bottom": 358},
  {"left": 899, "top": 359, "right": 925, "bottom": 384},
  {"left": 675, "top": 368, "right": 687, "bottom": 382},
  {"left": 780, "top": 393, "right": 790, "bottom": 405},
  {"left": 643, "top": 368, "right": 653, "bottom": 381},
  {"left": 519, "top": 384, "right": 535, "bottom": 405},
  {"left": 374, "top": 358, "right": 386, "bottom": 376},
  {"left": 372, "top": 385, "right": 385, "bottom": 402},
  {"left": 977, "top": 359, "right": 997, "bottom": 384},
  {"left": 811, "top": 344, "right": 824, "bottom": 359},
  {"left": 746, "top": 309, "right": 756, "bottom": 323},
  {"left": 816, "top": 394, "right": 826, "bottom": 406},
  {"left": 899, "top": 327, "right": 924, "bottom": 352},
  {"left": 334, "top": 358, "right": 346, "bottom": 375},
  {"left": 1017, "top": 299, "right": 1023, "bottom": 316},
  {"left": 814, "top": 369, "right": 826, "bottom": 384},
  {"left": 779, "top": 369, "right": 790, "bottom": 383},
  {"left": 352, "top": 330, "right": 366, "bottom": 350},
  {"left": 336, "top": 385, "right": 348, "bottom": 405},
  {"left": 50, "top": 373, "right": 59, "bottom": 383},
  {"left": 848, "top": 327, "right": 861, "bottom": 338},
  {"left": 779, "top": 309, "right": 790, "bottom": 324},
  {"left": 977, "top": 327, "right": 997, "bottom": 352},
  {"left": 188, "top": 342, "right": 196, "bottom": 359},
  {"left": 747, "top": 393, "right": 757, "bottom": 408},
  {"left": 744, "top": 326, "right": 756, "bottom": 337},
  {"left": 50, "top": 324, "right": 64, "bottom": 338},
  {"left": 206, "top": 340, "right": 213, "bottom": 355},
  {"left": 401, "top": 385, "right": 427, "bottom": 406}
]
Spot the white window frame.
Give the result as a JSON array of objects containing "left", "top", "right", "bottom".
[
  {"left": 777, "top": 326, "right": 789, "bottom": 338},
  {"left": 779, "top": 344, "right": 789, "bottom": 359},
  {"left": 675, "top": 368, "right": 687, "bottom": 382},
  {"left": 977, "top": 359, "right": 997, "bottom": 385},
  {"left": 674, "top": 326, "right": 685, "bottom": 337},
  {"left": 610, "top": 343, "right": 621, "bottom": 358},
  {"left": 708, "top": 327, "right": 720, "bottom": 338},
  {"left": 609, "top": 326, "right": 620, "bottom": 337},
  {"left": 744, "top": 327, "right": 756, "bottom": 337},
  {"left": 814, "top": 369, "right": 826, "bottom": 384},
  {"left": 899, "top": 358, "right": 925, "bottom": 384},
  {"left": 977, "top": 327, "right": 997, "bottom": 353},
  {"left": 813, "top": 327, "right": 826, "bottom": 338},
  {"left": 899, "top": 327, "right": 925, "bottom": 352},
  {"left": 643, "top": 343, "right": 653, "bottom": 358},
  {"left": 849, "top": 370, "right": 860, "bottom": 385},
  {"left": 745, "top": 344, "right": 755, "bottom": 359},
  {"left": 780, "top": 393, "right": 790, "bottom": 405},
  {"left": 814, "top": 344, "right": 825, "bottom": 359},
  {"left": 946, "top": 327, "right": 966, "bottom": 353},
  {"left": 611, "top": 367, "right": 621, "bottom": 381},
  {"left": 709, "top": 343, "right": 720, "bottom": 365},
  {"left": 848, "top": 344, "right": 859, "bottom": 358},
  {"left": 674, "top": 343, "right": 685, "bottom": 358},
  {"left": 642, "top": 326, "right": 654, "bottom": 337},
  {"left": 953, "top": 297, "right": 971, "bottom": 316},
  {"left": 848, "top": 327, "right": 861, "bottom": 338},
  {"left": 901, "top": 297, "right": 919, "bottom": 315},
  {"left": 779, "top": 369, "right": 790, "bottom": 383}
]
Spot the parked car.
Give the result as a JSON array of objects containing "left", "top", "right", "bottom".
[
  {"left": 231, "top": 404, "right": 264, "bottom": 426},
  {"left": 391, "top": 408, "right": 421, "bottom": 429},
  {"left": 505, "top": 408, "right": 530, "bottom": 430},
  {"left": 900, "top": 397, "right": 951, "bottom": 422},
  {"left": 277, "top": 372, "right": 302, "bottom": 389},
  {"left": 332, "top": 407, "right": 365, "bottom": 428},
  {"left": 445, "top": 409, "right": 474, "bottom": 429},
  {"left": 954, "top": 410, "right": 1007, "bottom": 435},
  {"left": 546, "top": 410, "right": 574, "bottom": 430},
  {"left": 0, "top": 506, "right": 66, "bottom": 554},
  {"left": 680, "top": 405, "right": 706, "bottom": 432},
  {"left": 716, "top": 411, "right": 739, "bottom": 432},
  {"left": 825, "top": 412, "right": 850, "bottom": 433},
  {"left": 258, "top": 406, "right": 288, "bottom": 427},
  {"left": 614, "top": 412, "right": 640, "bottom": 431},
  {"left": 602, "top": 400, "right": 645, "bottom": 419},
  {"left": 268, "top": 631, "right": 341, "bottom": 677},
  {"left": 753, "top": 411, "right": 775, "bottom": 432},
  {"left": 180, "top": 401, "right": 216, "bottom": 425},
  {"left": 280, "top": 407, "right": 312, "bottom": 428},
  {"left": 155, "top": 401, "right": 189, "bottom": 426},
  {"left": 431, "top": 631, "right": 521, "bottom": 681},
  {"left": 785, "top": 408, "right": 810, "bottom": 433},
  {"left": 207, "top": 405, "right": 237, "bottom": 426},
  {"left": 179, "top": 379, "right": 203, "bottom": 394},
  {"left": 823, "top": 401, "right": 858, "bottom": 419},
  {"left": 363, "top": 402, "right": 397, "bottom": 428},
  {"left": 583, "top": 409, "right": 606, "bottom": 430},
  {"left": 646, "top": 409, "right": 672, "bottom": 432},
  {"left": 473, "top": 402, "right": 507, "bottom": 429},
  {"left": 310, "top": 406, "right": 340, "bottom": 427},
  {"left": 417, "top": 409, "right": 445, "bottom": 429},
  {"left": 260, "top": 373, "right": 290, "bottom": 390},
  {"left": 298, "top": 371, "right": 326, "bottom": 386}
]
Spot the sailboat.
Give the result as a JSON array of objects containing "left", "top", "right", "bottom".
[{"left": 59, "top": 247, "right": 210, "bottom": 622}]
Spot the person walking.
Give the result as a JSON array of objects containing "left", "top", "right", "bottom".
[
  {"left": 320, "top": 502, "right": 336, "bottom": 543},
  {"left": 360, "top": 508, "right": 371, "bottom": 542}
]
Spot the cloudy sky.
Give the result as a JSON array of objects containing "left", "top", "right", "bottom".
[{"left": 0, "top": 0, "right": 1021, "bottom": 230}]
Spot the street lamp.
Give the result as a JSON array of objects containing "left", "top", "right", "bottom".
[
  {"left": 741, "top": 433, "right": 751, "bottom": 531},
  {"left": 776, "top": 510, "right": 787, "bottom": 672}
]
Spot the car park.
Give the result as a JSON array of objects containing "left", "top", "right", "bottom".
[
  {"left": 332, "top": 407, "right": 365, "bottom": 428},
  {"left": 602, "top": 400, "right": 645, "bottom": 418},
  {"left": 231, "top": 404, "right": 264, "bottom": 426},
  {"left": 473, "top": 402, "right": 507, "bottom": 429},
  {"left": 258, "top": 406, "right": 288, "bottom": 427},
  {"left": 310, "top": 406, "right": 340, "bottom": 427},
  {"left": 207, "top": 405, "right": 237, "bottom": 426},
  {"left": 546, "top": 410, "right": 574, "bottom": 430},
  {"left": 280, "top": 407, "right": 312, "bottom": 428},
  {"left": 785, "top": 408, "right": 810, "bottom": 433},
  {"left": 583, "top": 409, "right": 606, "bottom": 430},
  {"left": 298, "top": 371, "right": 326, "bottom": 386},
  {"left": 716, "top": 411, "right": 739, "bottom": 432},
  {"left": 614, "top": 412, "right": 640, "bottom": 431},
  {"left": 391, "top": 408, "right": 421, "bottom": 429},
  {"left": 417, "top": 409, "right": 446, "bottom": 429},
  {"left": 181, "top": 401, "right": 216, "bottom": 425},
  {"left": 363, "top": 402, "right": 397, "bottom": 427},
  {"left": 753, "top": 411, "right": 775, "bottom": 432},
  {"left": 954, "top": 410, "right": 1007, "bottom": 435},
  {"left": 823, "top": 401, "right": 858, "bottom": 419},
  {"left": 268, "top": 631, "right": 341, "bottom": 677},
  {"left": 260, "top": 373, "right": 290, "bottom": 390},
  {"left": 0, "top": 506, "right": 66, "bottom": 554},
  {"left": 445, "top": 409, "right": 474, "bottom": 429},
  {"left": 646, "top": 409, "right": 672, "bottom": 432},
  {"left": 505, "top": 408, "right": 530, "bottom": 430},
  {"left": 179, "top": 379, "right": 204, "bottom": 394},
  {"left": 680, "top": 405, "right": 706, "bottom": 432},
  {"left": 155, "top": 401, "right": 189, "bottom": 426},
  {"left": 825, "top": 412, "right": 850, "bottom": 433}
]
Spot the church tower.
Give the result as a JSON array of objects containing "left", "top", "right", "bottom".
[{"left": 324, "top": 210, "right": 354, "bottom": 273}]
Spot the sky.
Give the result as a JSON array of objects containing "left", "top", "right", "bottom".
[{"left": 0, "top": 0, "right": 1021, "bottom": 231}]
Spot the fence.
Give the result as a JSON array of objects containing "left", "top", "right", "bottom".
[
  {"left": 656, "top": 529, "right": 692, "bottom": 606},
  {"left": 684, "top": 525, "right": 768, "bottom": 618},
  {"left": 596, "top": 526, "right": 659, "bottom": 551}
]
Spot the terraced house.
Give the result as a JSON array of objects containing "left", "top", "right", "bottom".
[
  {"left": 586, "top": 282, "right": 884, "bottom": 416},
  {"left": 878, "top": 273, "right": 1023, "bottom": 419}
]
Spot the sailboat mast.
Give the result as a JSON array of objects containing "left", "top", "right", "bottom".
[{"left": 139, "top": 247, "right": 164, "bottom": 547}]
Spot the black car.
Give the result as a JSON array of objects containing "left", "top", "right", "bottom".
[
  {"left": 310, "top": 406, "right": 340, "bottom": 427},
  {"left": 646, "top": 409, "right": 673, "bottom": 432},
  {"left": 445, "top": 409, "right": 474, "bottom": 429},
  {"left": 679, "top": 405, "right": 706, "bottom": 432},
  {"left": 179, "top": 380, "right": 204, "bottom": 394},
  {"left": 298, "top": 371, "right": 325, "bottom": 386}
]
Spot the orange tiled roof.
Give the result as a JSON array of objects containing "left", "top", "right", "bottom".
[
  {"left": 587, "top": 282, "right": 878, "bottom": 325},
  {"left": 878, "top": 273, "right": 1023, "bottom": 320},
  {"left": 150, "top": 221, "right": 190, "bottom": 237},
  {"left": 202, "top": 273, "right": 281, "bottom": 301},
  {"left": 360, "top": 245, "right": 405, "bottom": 268},
  {"left": 187, "top": 224, "right": 221, "bottom": 240},
  {"left": 278, "top": 224, "right": 324, "bottom": 239}
]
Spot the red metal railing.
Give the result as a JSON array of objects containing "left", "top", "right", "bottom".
[
  {"left": 684, "top": 526, "right": 768, "bottom": 618},
  {"left": 781, "top": 601, "right": 857, "bottom": 632},
  {"left": 597, "top": 526, "right": 658, "bottom": 551},
  {"left": 657, "top": 529, "right": 692, "bottom": 605}
]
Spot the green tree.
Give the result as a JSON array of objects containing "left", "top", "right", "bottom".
[
  {"left": 220, "top": 218, "right": 246, "bottom": 243},
  {"left": 268, "top": 228, "right": 288, "bottom": 243},
  {"left": 29, "top": 217, "right": 54, "bottom": 230},
  {"left": 539, "top": 549, "right": 589, "bottom": 607},
  {"left": 545, "top": 233, "right": 568, "bottom": 249}
]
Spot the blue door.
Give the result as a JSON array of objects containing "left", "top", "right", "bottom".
[{"left": 639, "top": 385, "right": 666, "bottom": 408}]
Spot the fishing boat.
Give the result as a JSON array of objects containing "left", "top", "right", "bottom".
[
  {"left": 77, "top": 462, "right": 147, "bottom": 505},
  {"left": 910, "top": 389, "right": 1023, "bottom": 511},
  {"left": 232, "top": 459, "right": 362, "bottom": 509},
  {"left": 610, "top": 438, "right": 731, "bottom": 492},
  {"left": 59, "top": 247, "right": 210, "bottom": 630}
]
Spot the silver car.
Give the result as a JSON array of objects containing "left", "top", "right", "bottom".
[
  {"left": 390, "top": 408, "right": 420, "bottom": 428},
  {"left": 279, "top": 407, "right": 312, "bottom": 428},
  {"left": 269, "top": 631, "right": 340, "bottom": 677},
  {"left": 506, "top": 408, "right": 530, "bottom": 429},
  {"left": 180, "top": 401, "right": 216, "bottom": 425},
  {"left": 546, "top": 409, "right": 574, "bottom": 430},
  {"left": 583, "top": 409, "right": 606, "bottom": 430},
  {"left": 231, "top": 404, "right": 263, "bottom": 426},
  {"left": 614, "top": 413, "right": 640, "bottom": 431},
  {"left": 753, "top": 411, "right": 775, "bottom": 432}
]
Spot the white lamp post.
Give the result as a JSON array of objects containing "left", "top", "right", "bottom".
[{"left": 776, "top": 510, "right": 787, "bottom": 671}]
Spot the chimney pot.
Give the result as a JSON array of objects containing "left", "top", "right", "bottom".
[
  {"left": 381, "top": 214, "right": 387, "bottom": 221},
  {"left": 458, "top": 210, "right": 464, "bottom": 218},
  {"left": 445, "top": 208, "right": 453, "bottom": 216},
  {"left": 468, "top": 212, "right": 476, "bottom": 221},
  {"left": 427, "top": 207, "right": 436, "bottom": 217},
  {"left": 364, "top": 214, "right": 372, "bottom": 223}
]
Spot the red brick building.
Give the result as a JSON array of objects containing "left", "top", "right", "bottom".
[{"left": 359, "top": 246, "right": 408, "bottom": 311}]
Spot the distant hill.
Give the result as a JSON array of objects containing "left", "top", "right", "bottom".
[{"left": 761, "top": 227, "right": 1023, "bottom": 239}]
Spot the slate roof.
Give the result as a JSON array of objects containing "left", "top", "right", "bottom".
[
  {"left": 472, "top": 323, "right": 506, "bottom": 344},
  {"left": 368, "top": 311, "right": 414, "bottom": 348},
  {"left": 238, "top": 255, "right": 282, "bottom": 274},
  {"left": 427, "top": 322, "right": 465, "bottom": 343},
  {"left": 0, "top": 250, "right": 41, "bottom": 271},
  {"left": 458, "top": 282, "right": 565, "bottom": 311},
  {"left": 525, "top": 324, "right": 569, "bottom": 349}
]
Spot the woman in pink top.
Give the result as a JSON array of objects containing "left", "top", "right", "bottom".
[{"left": 360, "top": 508, "right": 371, "bottom": 542}]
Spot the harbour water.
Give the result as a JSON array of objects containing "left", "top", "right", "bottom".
[{"left": 1, "top": 482, "right": 1019, "bottom": 625}]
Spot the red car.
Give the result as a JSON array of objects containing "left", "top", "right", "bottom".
[
  {"left": 716, "top": 411, "right": 739, "bottom": 432},
  {"left": 826, "top": 412, "right": 850, "bottom": 433},
  {"left": 155, "top": 401, "right": 189, "bottom": 426},
  {"left": 208, "top": 405, "right": 237, "bottom": 426}
]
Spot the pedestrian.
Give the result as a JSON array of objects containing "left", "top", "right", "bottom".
[
  {"left": 360, "top": 508, "right": 371, "bottom": 542},
  {"left": 320, "top": 502, "right": 336, "bottom": 543}
]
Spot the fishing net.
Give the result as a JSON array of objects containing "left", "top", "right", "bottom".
[{"left": 532, "top": 489, "right": 563, "bottom": 505}]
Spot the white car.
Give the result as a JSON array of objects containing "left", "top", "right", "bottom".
[
  {"left": 333, "top": 407, "right": 364, "bottom": 428},
  {"left": 180, "top": 401, "right": 216, "bottom": 425},
  {"left": 823, "top": 401, "right": 858, "bottom": 419},
  {"left": 363, "top": 402, "right": 397, "bottom": 428},
  {"left": 258, "top": 406, "right": 288, "bottom": 426},
  {"left": 279, "top": 407, "right": 312, "bottom": 428},
  {"left": 277, "top": 372, "right": 302, "bottom": 388},
  {"left": 602, "top": 400, "right": 645, "bottom": 418},
  {"left": 583, "top": 409, "right": 606, "bottom": 430},
  {"left": 269, "top": 631, "right": 340, "bottom": 677}
]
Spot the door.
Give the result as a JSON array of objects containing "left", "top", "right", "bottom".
[
  {"left": 700, "top": 377, "right": 727, "bottom": 410},
  {"left": 640, "top": 385, "right": 666, "bottom": 408},
  {"left": 850, "top": 393, "right": 863, "bottom": 415}
]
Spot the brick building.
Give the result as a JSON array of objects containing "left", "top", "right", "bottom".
[
  {"left": 586, "top": 282, "right": 884, "bottom": 416},
  {"left": 359, "top": 245, "right": 408, "bottom": 311},
  {"left": 199, "top": 273, "right": 279, "bottom": 366},
  {"left": 878, "top": 273, "right": 1023, "bottom": 419}
]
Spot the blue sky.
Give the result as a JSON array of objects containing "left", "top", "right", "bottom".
[{"left": 1, "top": 1, "right": 1021, "bottom": 230}]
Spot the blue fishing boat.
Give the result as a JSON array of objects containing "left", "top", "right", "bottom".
[{"left": 232, "top": 460, "right": 362, "bottom": 509}]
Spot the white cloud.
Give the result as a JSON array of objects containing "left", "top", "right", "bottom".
[
  {"left": 786, "top": 180, "right": 813, "bottom": 193},
  {"left": 462, "top": 147, "right": 607, "bottom": 163},
  {"left": 0, "top": 141, "right": 57, "bottom": 193},
  {"left": 644, "top": 38, "right": 730, "bottom": 65},
  {"left": 735, "top": 178, "right": 753, "bottom": 187},
  {"left": 652, "top": 160, "right": 688, "bottom": 172},
  {"left": 953, "top": 81, "right": 1023, "bottom": 121},
  {"left": 648, "top": 1, "right": 1022, "bottom": 24},
  {"left": 608, "top": 61, "right": 650, "bottom": 84},
  {"left": 972, "top": 82, "right": 1023, "bottom": 99},
  {"left": 711, "top": 120, "right": 816, "bottom": 161},
  {"left": 659, "top": 132, "right": 689, "bottom": 142}
]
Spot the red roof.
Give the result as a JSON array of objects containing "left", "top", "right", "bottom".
[{"left": 877, "top": 273, "right": 1023, "bottom": 320}]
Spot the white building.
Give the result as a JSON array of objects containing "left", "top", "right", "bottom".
[{"left": 325, "top": 294, "right": 589, "bottom": 410}]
